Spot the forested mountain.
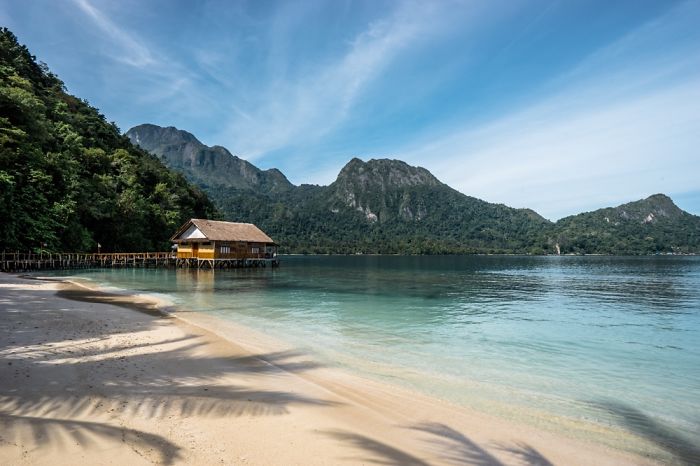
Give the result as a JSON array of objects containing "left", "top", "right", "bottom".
[
  {"left": 204, "top": 158, "right": 553, "bottom": 254},
  {"left": 553, "top": 194, "right": 700, "bottom": 254},
  {"left": 0, "top": 29, "right": 217, "bottom": 252},
  {"left": 129, "top": 123, "right": 700, "bottom": 255},
  {"left": 128, "top": 124, "right": 553, "bottom": 254}
]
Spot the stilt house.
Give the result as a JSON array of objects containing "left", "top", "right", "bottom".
[{"left": 171, "top": 219, "right": 277, "bottom": 263}]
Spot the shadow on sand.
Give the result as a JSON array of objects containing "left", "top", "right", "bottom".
[
  {"left": 323, "top": 429, "right": 431, "bottom": 466},
  {"left": 408, "top": 422, "right": 553, "bottom": 466},
  {"left": 0, "top": 413, "right": 183, "bottom": 464},
  {"left": 323, "top": 422, "right": 552, "bottom": 466},
  {"left": 0, "top": 281, "right": 338, "bottom": 464}
]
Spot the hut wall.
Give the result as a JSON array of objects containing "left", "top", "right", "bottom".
[
  {"left": 177, "top": 243, "right": 194, "bottom": 259},
  {"left": 215, "top": 241, "right": 244, "bottom": 259},
  {"left": 197, "top": 243, "right": 215, "bottom": 259},
  {"left": 177, "top": 240, "right": 276, "bottom": 260}
]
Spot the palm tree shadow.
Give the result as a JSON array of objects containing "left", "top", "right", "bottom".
[
  {"left": 0, "top": 281, "right": 341, "bottom": 460},
  {"left": 322, "top": 423, "right": 553, "bottom": 466},
  {"left": 408, "top": 422, "right": 502, "bottom": 466},
  {"left": 321, "top": 429, "right": 430, "bottom": 466},
  {"left": 407, "top": 422, "right": 553, "bottom": 466},
  {"left": 0, "top": 413, "right": 182, "bottom": 465},
  {"left": 0, "top": 285, "right": 165, "bottom": 348},
  {"left": 492, "top": 442, "right": 553, "bottom": 466},
  {"left": 1, "top": 340, "right": 339, "bottom": 418},
  {"left": 592, "top": 400, "right": 700, "bottom": 466}
]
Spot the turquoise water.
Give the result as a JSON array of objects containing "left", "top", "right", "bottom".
[{"left": 43, "top": 255, "right": 700, "bottom": 454}]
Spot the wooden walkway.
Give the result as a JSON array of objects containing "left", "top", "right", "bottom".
[{"left": 0, "top": 252, "right": 279, "bottom": 272}]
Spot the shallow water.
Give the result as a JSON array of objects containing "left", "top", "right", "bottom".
[{"left": 43, "top": 255, "right": 700, "bottom": 457}]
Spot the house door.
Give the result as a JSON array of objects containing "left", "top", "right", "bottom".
[{"left": 192, "top": 243, "right": 199, "bottom": 258}]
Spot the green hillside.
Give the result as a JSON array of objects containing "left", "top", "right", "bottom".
[
  {"left": 553, "top": 194, "right": 700, "bottom": 254},
  {"left": 128, "top": 123, "right": 700, "bottom": 255},
  {"left": 128, "top": 125, "right": 553, "bottom": 254},
  {"left": 0, "top": 29, "right": 217, "bottom": 252}
]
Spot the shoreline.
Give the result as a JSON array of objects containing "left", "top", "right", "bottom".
[{"left": 0, "top": 272, "right": 671, "bottom": 465}]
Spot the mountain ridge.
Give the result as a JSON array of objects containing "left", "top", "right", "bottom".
[
  {"left": 126, "top": 124, "right": 293, "bottom": 194},
  {"left": 553, "top": 193, "right": 700, "bottom": 254},
  {"left": 127, "top": 123, "right": 700, "bottom": 255}
]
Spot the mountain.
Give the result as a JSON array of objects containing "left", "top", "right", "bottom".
[
  {"left": 327, "top": 157, "right": 547, "bottom": 224},
  {"left": 328, "top": 157, "right": 441, "bottom": 222},
  {"left": 0, "top": 29, "right": 217, "bottom": 252},
  {"left": 126, "top": 131, "right": 700, "bottom": 255},
  {"left": 553, "top": 194, "right": 700, "bottom": 254},
  {"left": 316, "top": 157, "right": 552, "bottom": 252},
  {"left": 126, "top": 124, "right": 293, "bottom": 194},
  {"left": 127, "top": 125, "right": 553, "bottom": 254},
  {"left": 126, "top": 123, "right": 700, "bottom": 255}
]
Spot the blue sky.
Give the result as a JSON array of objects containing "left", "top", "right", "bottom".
[{"left": 2, "top": 0, "right": 699, "bottom": 219}]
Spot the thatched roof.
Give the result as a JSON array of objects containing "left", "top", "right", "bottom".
[{"left": 171, "top": 219, "right": 275, "bottom": 244}]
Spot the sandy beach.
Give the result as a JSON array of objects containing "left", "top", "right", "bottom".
[{"left": 0, "top": 273, "right": 660, "bottom": 465}]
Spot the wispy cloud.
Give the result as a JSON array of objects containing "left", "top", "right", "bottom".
[
  {"left": 72, "top": 0, "right": 155, "bottom": 68},
  {"left": 414, "top": 79, "right": 700, "bottom": 219},
  {"left": 401, "top": 1, "right": 700, "bottom": 219},
  {"left": 213, "top": 1, "right": 466, "bottom": 160},
  {"left": 68, "top": 0, "right": 219, "bottom": 130}
]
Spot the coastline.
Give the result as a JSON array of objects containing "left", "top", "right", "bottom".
[{"left": 0, "top": 272, "right": 669, "bottom": 465}]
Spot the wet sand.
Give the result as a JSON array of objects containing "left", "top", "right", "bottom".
[{"left": 0, "top": 273, "right": 660, "bottom": 465}]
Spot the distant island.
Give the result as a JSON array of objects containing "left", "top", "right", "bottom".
[
  {"left": 127, "top": 124, "right": 700, "bottom": 255},
  {"left": 2, "top": 27, "right": 699, "bottom": 256}
]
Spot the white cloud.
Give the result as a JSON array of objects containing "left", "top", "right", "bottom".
[
  {"left": 458, "top": 82, "right": 696, "bottom": 216},
  {"left": 213, "top": 1, "right": 467, "bottom": 160},
  {"left": 72, "top": 0, "right": 156, "bottom": 68},
  {"left": 68, "top": 0, "right": 224, "bottom": 131},
  {"left": 400, "top": 2, "right": 700, "bottom": 220},
  {"left": 403, "top": 76, "right": 700, "bottom": 220}
]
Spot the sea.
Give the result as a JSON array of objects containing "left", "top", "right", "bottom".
[{"left": 41, "top": 255, "right": 700, "bottom": 460}]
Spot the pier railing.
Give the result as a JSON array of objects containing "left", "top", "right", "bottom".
[
  {"left": 1, "top": 251, "right": 174, "bottom": 272},
  {"left": 1, "top": 251, "right": 279, "bottom": 271}
]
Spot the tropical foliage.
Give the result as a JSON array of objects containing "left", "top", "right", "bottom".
[
  {"left": 552, "top": 194, "right": 700, "bottom": 255},
  {"left": 0, "top": 29, "right": 217, "bottom": 252}
]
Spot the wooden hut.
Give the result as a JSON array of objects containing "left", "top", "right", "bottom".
[{"left": 170, "top": 219, "right": 278, "bottom": 268}]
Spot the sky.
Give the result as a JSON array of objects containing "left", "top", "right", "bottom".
[{"left": 2, "top": 0, "right": 699, "bottom": 220}]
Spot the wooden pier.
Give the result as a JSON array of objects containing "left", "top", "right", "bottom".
[
  {"left": 0, "top": 252, "right": 279, "bottom": 272},
  {"left": 175, "top": 257, "right": 279, "bottom": 269}
]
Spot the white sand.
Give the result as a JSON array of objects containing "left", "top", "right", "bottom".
[{"left": 0, "top": 273, "right": 660, "bottom": 465}]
